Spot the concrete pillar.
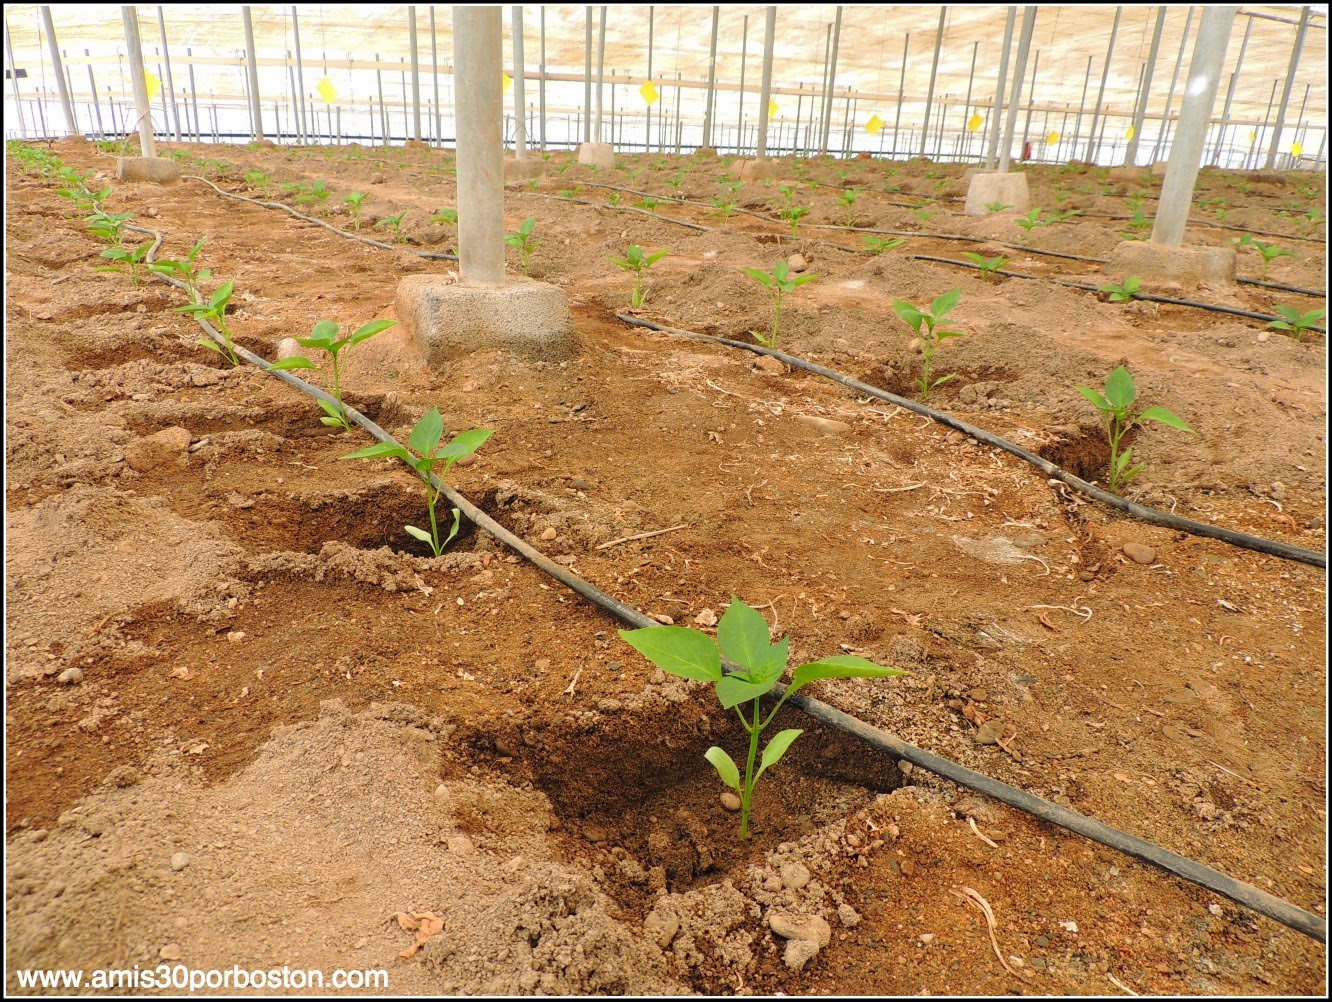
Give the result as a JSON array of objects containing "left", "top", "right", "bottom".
[
  {"left": 1085, "top": 7, "right": 1121, "bottom": 164},
  {"left": 511, "top": 6, "right": 526, "bottom": 157},
  {"left": 453, "top": 6, "right": 505, "bottom": 286},
  {"left": 1124, "top": 7, "right": 1165, "bottom": 166},
  {"left": 121, "top": 5, "right": 155, "bottom": 156},
  {"left": 818, "top": 6, "right": 841, "bottom": 155},
  {"left": 1263, "top": 5, "right": 1310, "bottom": 169},
  {"left": 985, "top": 8, "right": 1016, "bottom": 169},
  {"left": 920, "top": 6, "right": 946, "bottom": 161},
  {"left": 998, "top": 6, "right": 1035, "bottom": 173},
  {"left": 241, "top": 6, "right": 263, "bottom": 141},
  {"left": 409, "top": 6, "right": 422, "bottom": 141},
  {"left": 1152, "top": 7, "right": 1237, "bottom": 247},
  {"left": 756, "top": 6, "right": 776, "bottom": 159},
  {"left": 582, "top": 7, "right": 591, "bottom": 144},
  {"left": 701, "top": 5, "right": 719, "bottom": 148},
  {"left": 39, "top": 7, "right": 80, "bottom": 137},
  {"left": 593, "top": 6, "right": 606, "bottom": 142}
]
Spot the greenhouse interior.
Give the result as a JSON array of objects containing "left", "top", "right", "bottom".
[{"left": 4, "top": 3, "right": 1327, "bottom": 996}]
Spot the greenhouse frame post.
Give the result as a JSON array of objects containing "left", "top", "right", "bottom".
[
  {"left": 1085, "top": 6, "right": 1121, "bottom": 164},
  {"left": 1071, "top": 55, "right": 1091, "bottom": 159},
  {"left": 1263, "top": 5, "right": 1310, "bottom": 169},
  {"left": 701, "top": 6, "right": 719, "bottom": 148},
  {"left": 4, "top": 11, "right": 26, "bottom": 138},
  {"left": 452, "top": 6, "right": 505, "bottom": 287},
  {"left": 1211, "top": 16, "right": 1252, "bottom": 165},
  {"left": 1152, "top": 6, "right": 1236, "bottom": 247},
  {"left": 408, "top": 7, "right": 422, "bottom": 141},
  {"left": 1124, "top": 6, "right": 1165, "bottom": 166},
  {"left": 431, "top": 8, "right": 442, "bottom": 146},
  {"left": 582, "top": 7, "right": 591, "bottom": 144},
  {"left": 920, "top": 6, "right": 946, "bottom": 160},
  {"left": 87, "top": 50, "right": 105, "bottom": 138},
  {"left": 1020, "top": 49, "right": 1039, "bottom": 155},
  {"left": 593, "top": 6, "right": 605, "bottom": 143},
  {"left": 241, "top": 6, "right": 263, "bottom": 141},
  {"left": 538, "top": 7, "right": 546, "bottom": 150},
  {"left": 818, "top": 6, "right": 842, "bottom": 154},
  {"left": 1250, "top": 79, "right": 1278, "bottom": 169},
  {"left": 998, "top": 6, "right": 1035, "bottom": 173},
  {"left": 38, "top": 7, "right": 79, "bottom": 137},
  {"left": 985, "top": 7, "right": 1016, "bottom": 168},
  {"left": 962, "top": 41, "right": 978, "bottom": 160},
  {"left": 755, "top": 6, "right": 776, "bottom": 160},
  {"left": 512, "top": 6, "right": 526, "bottom": 157},
  {"left": 647, "top": 7, "right": 654, "bottom": 154},
  {"left": 291, "top": 8, "right": 307, "bottom": 141},
  {"left": 155, "top": 7, "right": 182, "bottom": 140},
  {"left": 735, "top": 14, "right": 747, "bottom": 154},
  {"left": 1150, "top": 6, "right": 1195, "bottom": 162},
  {"left": 121, "top": 5, "right": 155, "bottom": 155}
]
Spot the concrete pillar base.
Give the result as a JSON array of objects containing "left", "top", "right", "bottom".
[
  {"left": 1149, "top": 161, "right": 1169, "bottom": 177},
  {"left": 576, "top": 142, "right": 615, "bottom": 170},
  {"left": 1103, "top": 241, "right": 1236, "bottom": 289},
  {"left": 404, "top": 139, "right": 432, "bottom": 154},
  {"left": 115, "top": 157, "right": 181, "bottom": 185},
  {"left": 694, "top": 145, "right": 718, "bottom": 158},
  {"left": 396, "top": 275, "right": 576, "bottom": 366},
  {"left": 1107, "top": 166, "right": 1149, "bottom": 184},
  {"left": 737, "top": 158, "right": 782, "bottom": 183},
  {"left": 503, "top": 158, "right": 546, "bottom": 184},
  {"left": 963, "top": 172, "right": 1029, "bottom": 215}
]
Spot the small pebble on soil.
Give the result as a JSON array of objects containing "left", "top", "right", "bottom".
[
  {"left": 1123, "top": 542, "right": 1156, "bottom": 564},
  {"left": 170, "top": 852, "right": 190, "bottom": 872}
]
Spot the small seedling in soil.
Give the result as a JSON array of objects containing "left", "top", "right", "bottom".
[
  {"left": 429, "top": 207, "right": 458, "bottom": 228},
  {"left": 176, "top": 279, "right": 239, "bottom": 366},
  {"left": 620, "top": 597, "right": 903, "bottom": 838},
  {"left": 505, "top": 216, "right": 540, "bottom": 276},
  {"left": 1119, "top": 207, "right": 1151, "bottom": 240},
  {"left": 148, "top": 236, "right": 211, "bottom": 298},
  {"left": 1299, "top": 207, "right": 1323, "bottom": 235},
  {"left": 742, "top": 261, "right": 817, "bottom": 349},
  {"left": 1015, "top": 207, "right": 1046, "bottom": 237},
  {"left": 984, "top": 201, "right": 1012, "bottom": 213},
  {"left": 635, "top": 195, "right": 663, "bottom": 212},
  {"left": 667, "top": 171, "right": 686, "bottom": 199},
  {"left": 309, "top": 179, "right": 331, "bottom": 204},
  {"left": 1214, "top": 207, "right": 1230, "bottom": 223},
  {"left": 267, "top": 318, "right": 398, "bottom": 431},
  {"left": 607, "top": 244, "right": 670, "bottom": 308},
  {"left": 1098, "top": 276, "right": 1141, "bottom": 302},
  {"left": 526, "top": 177, "right": 541, "bottom": 192},
  {"left": 607, "top": 191, "right": 622, "bottom": 207},
  {"left": 85, "top": 209, "right": 134, "bottom": 246},
  {"left": 862, "top": 235, "right": 907, "bottom": 255},
  {"left": 836, "top": 189, "right": 859, "bottom": 225},
  {"left": 280, "top": 179, "right": 311, "bottom": 203},
  {"left": 1075, "top": 365, "right": 1192, "bottom": 494},
  {"left": 912, "top": 205, "right": 936, "bottom": 226},
  {"left": 342, "top": 409, "right": 491, "bottom": 557},
  {"left": 1267, "top": 305, "right": 1325, "bottom": 342},
  {"left": 962, "top": 252, "right": 1008, "bottom": 281},
  {"left": 1249, "top": 239, "right": 1295, "bottom": 279},
  {"left": 343, "top": 191, "right": 368, "bottom": 230},
  {"left": 96, "top": 242, "right": 151, "bottom": 285},
  {"left": 779, "top": 203, "right": 810, "bottom": 237},
  {"left": 376, "top": 210, "right": 409, "bottom": 244},
  {"left": 891, "top": 287, "right": 965, "bottom": 401},
  {"left": 1050, "top": 208, "right": 1081, "bottom": 224}
]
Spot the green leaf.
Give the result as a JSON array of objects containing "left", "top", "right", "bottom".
[
  {"left": 341, "top": 441, "right": 411, "bottom": 461},
  {"left": 405, "top": 525, "right": 434, "bottom": 545},
  {"left": 930, "top": 287, "right": 961, "bottom": 318},
  {"left": 742, "top": 267, "right": 774, "bottom": 287},
  {"left": 317, "top": 399, "right": 344, "bottom": 419},
  {"left": 1075, "top": 385, "right": 1110, "bottom": 411},
  {"left": 208, "top": 280, "right": 234, "bottom": 311},
  {"left": 306, "top": 319, "right": 340, "bottom": 346},
  {"left": 1136, "top": 406, "right": 1193, "bottom": 432},
  {"left": 442, "top": 508, "right": 462, "bottom": 547},
  {"left": 349, "top": 318, "right": 397, "bottom": 347},
  {"left": 755, "top": 728, "right": 804, "bottom": 782},
  {"left": 408, "top": 408, "right": 445, "bottom": 457},
  {"left": 704, "top": 746, "right": 741, "bottom": 791},
  {"left": 196, "top": 339, "right": 223, "bottom": 354},
  {"left": 266, "top": 356, "right": 317, "bottom": 371},
  {"left": 716, "top": 672, "right": 780, "bottom": 709},
  {"left": 319, "top": 416, "right": 344, "bottom": 426},
  {"left": 1267, "top": 320, "right": 1295, "bottom": 331},
  {"left": 620, "top": 626, "right": 723, "bottom": 682},
  {"left": 891, "top": 301, "right": 924, "bottom": 332},
  {"left": 790, "top": 655, "right": 905, "bottom": 696},
  {"left": 437, "top": 427, "right": 493, "bottom": 462},
  {"left": 1104, "top": 366, "right": 1136, "bottom": 409},
  {"left": 717, "top": 598, "right": 776, "bottom": 674}
]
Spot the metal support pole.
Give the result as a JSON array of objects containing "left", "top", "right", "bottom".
[
  {"left": 920, "top": 6, "right": 946, "bottom": 161},
  {"left": 512, "top": 6, "right": 527, "bottom": 157},
  {"left": 962, "top": 41, "right": 978, "bottom": 160},
  {"left": 593, "top": 6, "right": 605, "bottom": 142},
  {"left": 582, "top": 7, "right": 592, "bottom": 144},
  {"left": 1250, "top": 78, "right": 1278, "bottom": 169},
  {"left": 155, "top": 7, "right": 181, "bottom": 140},
  {"left": 1071, "top": 55, "right": 1092, "bottom": 160},
  {"left": 893, "top": 33, "right": 909, "bottom": 157},
  {"left": 86, "top": 51, "right": 105, "bottom": 138},
  {"left": 121, "top": 6, "right": 155, "bottom": 155},
  {"left": 647, "top": 7, "right": 654, "bottom": 153},
  {"left": 819, "top": 7, "right": 842, "bottom": 154},
  {"left": 998, "top": 6, "right": 1035, "bottom": 173},
  {"left": 240, "top": 6, "right": 263, "bottom": 141},
  {"left": 538, "top": 7, "right": 546, "bottom": 150},
  {"left": 1150, "top": 6, "right": 1194, "bottom": 162},
  {"left": 1124, "top": 6, "right": 1165, "bottom": 165},
  {"left": 1210, "top": 14, "right": 1251, "bottom": 166},
  {"left": 452, "top": 6, "right": 505, "bottom": 286},
  {"left": 755, "top": 6, "right": 776, "bottom": 160},
  {"left": 702, "top": 5, "right": 719, "bottom": 148},
  {"left": 286, "top": 59, "right": 300, "bottom": 142},
  {"left": 986, "top": 8, "right": 1016, "bottom": 168},
  {"left": 1264, "top": 5, "right": 1310, "bottom": 168},
  {"left": 38, "top": 7, "right": 79, "bottom": 136},
  {"left": 735, "top": 14, "right": 747, "bottom": 154},
  {"left": 1020, "top": 49, "right": 1039, "bottom": 156},
  {"left": 1153, "top": 7, "right": 1236, "bottom": 247},
  {"left": 408, "top": 6, "right": 422, "bottom": 141},
  {"left": 673, "top": 71, "right": 682, "bottom": 154},
  {"left": 1085, "top": 6, "right": 1120, "bottom": 164},
  {"left": 291, "top": 8, "right": 307, "bottom": 141},
  {"left": 4, "top": 11, "right": 26, "bottom": 138},
  {"left": 375, "top": 56, "right": 387, "bottom": 144}
]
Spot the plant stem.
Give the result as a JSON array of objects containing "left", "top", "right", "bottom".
[
  {"left": 426, "top": 479, "right": 442, "bottom": 556},
  {"left": 330, "top": 357, "right": 349, "bottom": 431},
  {"left": 740, "top": 697, "right": 763, "bottom": 839}
]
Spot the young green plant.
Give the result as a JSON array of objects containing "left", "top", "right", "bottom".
[
  {"left": 836, "top": 188, "right": 859, "bottom": 225},
  {"left": 505, "top": 216, "right": 540, "bottom": 276},
  {"left": 1099, "top": 275, "right": 1141, "bottom": 302},
  {"left": 862, "top": 235, "right": 907, "bottom": 255},
  {"left": 175, "top": 280, "right": 239, "bottom": 366},
  {"left": 266, "top": 318, "right": 398, "bottom": 431},
  {"left": 607, "top": 244, "right": 670, "bottom": 308},
  {"left": 1249, "top": 239, "right": 1295, "bottom": 279},
  {"left": 891, "top": 288, "right": 965, "bottom": 401},
  {"left": 1015, "top": 207, "right": 1046, "bottom": 238},
  {"left": 341, "top": 409, "right": 491, "bottom": 557},
  {"left": 375, "top": 210, "right": 409, "bottom": 244},
  {"left": 85, "top": 209, "right": 134, "bottom": 246},
  {"left": 96, "top": 242, "right": 151, "bottom": 285},
  {"left": 984, "top": 201, "right": 1012, "bottom": 213},
  {"left": 741, "top": 260, "right": 817, "bottom": 349},
  {"left": 343, "top": 191, "right": 368, "bottom": 230},
  {"left": 1267, "top": 305, "right": 1325, "bottom": 342},
  {"left": 148, "top": 236, "right": 211, "bottom": 298},
  {"left": 779, "top": 202, "right": 810, "bottom": 237},
  {"left": 1075, "top": 366, "right": 1192, "bottom": 494},
  {"left": 962, "top": 252, "right": 1008, "bottom": 282},
  {"left": 620, "top": 597, "right": 903, "bottom": 838}
]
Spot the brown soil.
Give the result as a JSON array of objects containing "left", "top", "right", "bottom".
[{"left": 4, "top": 139, "right": 1327, "bottom": 995}]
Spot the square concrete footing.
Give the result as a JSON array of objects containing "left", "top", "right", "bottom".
[
  {"left": 737, "top": 158, "right": 782, "bottom": 183},
  {"left": 1103, "top": 241, "right": 1236, "bottom": 289},
  {"left": 503, "top": 157, "right": 546, "bottom": 184},
  {"left": 576, "top": 142, "right": 615, "bottom": 170},
  {"left": 693, "top": 146, "right": 718, "bottom": 158},
  {"left": 1107, "top": 166, "right": 1149, "bottom": 184},
  {"left": 396, "top": 275, "right": 575, "bottom": 365},
  {"left": 114, "top": 157, "right": 180, "bottom": 185},
  {"left": 1150, "top": 161, "right": 1169, "bottom": 177},
  {"left": 963, "top": 172, "right": 1029, "bottom": 215}
]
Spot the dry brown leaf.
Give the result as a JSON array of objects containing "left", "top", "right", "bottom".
[
  {"left": 1035, "top": 611, "right": 1059, "bottom": 632},
  {"left": 395, "top": 912, "right": 420, "bottom": 931},
  {"left": 396, "top": 911, "right": 445, "bottom": 959}
]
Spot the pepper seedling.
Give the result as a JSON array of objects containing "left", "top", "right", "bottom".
[
  {"left": 148, "top": 236, "right": 210, "bottom": 298},
  {"left": 779, "top": 203, "right": 811, "bottom": 237},
  {"left": 343, "top": 191, "right": 368, "bottom": 230},
  {"left": 85, "top": 209, "right": 134, "bottom": 246},
  {"left": 962, "top": 252, "right": 1008, "bottom": 282},
  {"left": 1267, "top": 305, "right": 1325, "bottom": 342},
  {"left": 505, "top": 216, "right": 540, "bottom": 275},
  {"left": 267, "top": 318, "right": 399, "bottom": 431},
  {"left": 607, "top": 244, "right": 670, "bottom": 308},
  {"left": 1249, "top": 239, "right": 1295, "bottom": 280},
  {"left": 742, "top": 260, "right": 817, "bottom": 349},
  {"left": 96, "top": 242, "right": 151, "bottom": 285},
  {"left": 620, "top": 597, "right": 904, "bottom": 838},
  {"left": 862, "top": 235, "right": 907, "bottom": 255},
  {"left": 836, "top": 188, "right": 859, "bottom": 225},
  {"left": 1075, "top": 366, "right": 1192, "bottom": 494},
  {"left": 891, "top": 287, "right": 965, "bottom": 401},
  {"left": 1098, "top": 275, "right": 1141, "bottom": 302},
  {"left": 375, "top": 210, "right": 409, "bottom": 244},
  {"left": 175, "top": 279, "right": 239, "bottom": 366},
  {"left": 341, "top": 410, "right": 491, "bottom": 557}
]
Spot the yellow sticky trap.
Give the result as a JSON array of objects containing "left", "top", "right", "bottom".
[
  {"left": 502, "top": 72, "right": 512, "bottom": 94},
  {"left": 144, "top": 71, "right": 161, "bottom": 101},
  {"left": 1248, "top": 129, "right": 1257, "bottom": 143},
  {"left": 640, "top": 81, "right": 659, "bottom": 106},
  {"left": 967, "top": 112, "right": 983, "bottom": 133},
  {"left": 768, "top": 99, "right": 779, "bottom": 118},
  {"left": 1125, "top": 124, "right": 1135, "bottom": 141},
  {"left": 865, "top": 114, "right": 883, "bottom": 135},
  {"left": 316, "top": 76, "right": 337, "bottom": 104},
  {"left": 1046, "top": 131, "right": 1059, "bottom": 145},
  {"left": 1290, "top": 141, "right": 1303, "bottom": 157}
]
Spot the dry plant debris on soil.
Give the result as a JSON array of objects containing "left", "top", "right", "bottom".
[{"left": 3, "top": 138, "right": 1327, "bottom": 995}]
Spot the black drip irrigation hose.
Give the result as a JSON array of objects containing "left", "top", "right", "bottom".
[
  {"left": 124, "top": 227, "right": 1327, "bottom": 943},
  {"left": 617, "top": 314, "right": 1326, "bottom": 570}
]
